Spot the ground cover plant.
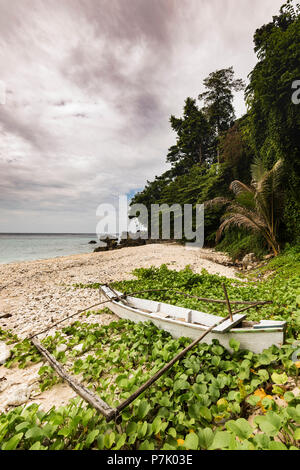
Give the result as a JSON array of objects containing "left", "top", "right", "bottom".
[
  {"left": 0, "top": 319, "right": 300, "bottom": 450},
  {"left": 0, "top": 249, "right": 299, "bottom": 450}
]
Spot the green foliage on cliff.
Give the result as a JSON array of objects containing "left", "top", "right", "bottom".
[{"left": 131, "top": 1, "right": 300, "bottom": 254}]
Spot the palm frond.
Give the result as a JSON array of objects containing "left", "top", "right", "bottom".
[
  {"left": 224, "top": 203, "right": 267, "bottom": 226},
  {"left": 204, "top": 156, "right": 283, "bottom": 256},
  {"left": 254, "top": 159, "right": 284, "bottom": 228},
  {"left": 259, "top": 159, "right": 283, "bottom": 198},
  {"left": 216, "top": 213, "right": 262, "bottom": 242},
  {"left": 229, "top": 180, "right": 254, "bottom": 195},
  {"left": 204, "top": 197, "right": 231, "bottom": 209},
  {"left": 251, "top": 156, "right": 266, "bottom": 185}
]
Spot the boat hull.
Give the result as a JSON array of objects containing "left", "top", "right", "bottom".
[{"left": 105, "top": 297, "right": 285, "bottom": 354}]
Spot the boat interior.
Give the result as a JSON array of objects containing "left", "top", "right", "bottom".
[
  {"left": 123, "top": 295, "right": 255, "bottom": 330},
  {"left": 101, "top": 286, "right": 286, "bottom": 332}
]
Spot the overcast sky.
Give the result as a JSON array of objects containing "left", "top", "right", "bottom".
[{"left": 0, "top": 0, "right": 285, "bottom": 233}]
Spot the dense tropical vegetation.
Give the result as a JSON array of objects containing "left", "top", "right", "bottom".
[
  {"left": 206, "top": 158, "right": 284, "bottom": 255},
  {"left": 131, "top": 1, "right": 300, "bottom": 258}
]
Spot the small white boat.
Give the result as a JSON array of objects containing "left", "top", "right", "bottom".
[{"left": 100, "top": 285, "right": 286, "bottom": 354}]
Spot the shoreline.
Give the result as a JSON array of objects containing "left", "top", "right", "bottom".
[
  {"left": 0, "top": 249, "right": 93, "bottom": 266},
  {"left": 0, "top": 233, "right": 98, "bottom": 266}
]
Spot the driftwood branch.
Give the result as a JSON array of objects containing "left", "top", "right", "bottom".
[
  {"left": 0, "top": 313, "right": 12, "bottom": 319},
  {"left": 31, "top": 338, "right": 115, "bottom": 420}
]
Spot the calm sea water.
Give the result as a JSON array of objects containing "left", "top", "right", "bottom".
[{"left": 0, "top": 233, "right": 101, "bottom": 264}]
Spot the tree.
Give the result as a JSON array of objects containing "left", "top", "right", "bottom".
[
  {"left": 166, "top": 98, "right": 213, "bottom": 175},
  {"left": 198, "top": 67, "right": 245, "bottom": 164},
  {"left": 131, "top": 69, "right": 246, "bottom": 244},
  {"left": 129, "top": 170, "right": 173, "bottom": 229},
  {"left": 245, "top": 1, "right": 300, "bottom": 241},
  {"left": 206, "top": 159, "right": 284, "bottom": 256},
  {"left": 219, "top": 118, "right": 253, "bottom": 183},
  {"left": 129, "top": 4, "right": 299, "bottom": 251}
]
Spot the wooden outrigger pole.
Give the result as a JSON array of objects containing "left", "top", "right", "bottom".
[
  {"left": 30, "top": 287, "right": 273, "bottom": 422},
  {"left": 222, "top": 283, "right": 233, "bottom": 322},
  {"left": 32, "top": 314, "right": 231, "bottom": 421},
  {"left": 31, "top": 338, "right": 116, "bottom": 419}
]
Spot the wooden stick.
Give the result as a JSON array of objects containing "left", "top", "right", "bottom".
[
  {"left": 108, "top": 285, "right": 130, "bottom": 307},
  {"left": 110, "top": 314, "right": 232, "bottom": 421},
  {"left": 32, "top": 316, "right": 230, "bottom": 422},
  {"left": 222, "top": 284, "right": 233, "bottom": 322},
  {"left": 32, "top": 300, "right": 264, "bottom": 422},
  {"left": 28, "top": 295, "right": 128, "bottom": 340},
  {"left": 129, "top": 289, "right": 272, "bottom": 306},
  {"left": 31, "top": 338, "right": 115, "bottom": 420},
  {"left": 231, "top": 302, "right": 266, "bottom": 316}
]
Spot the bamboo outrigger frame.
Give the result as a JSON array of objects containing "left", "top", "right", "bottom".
[
  {"left": 30, "top": 285, "right": 273, "bottom": 422},
  {"left": 32, "top": 312, "right": 232, "bottom": 422}
]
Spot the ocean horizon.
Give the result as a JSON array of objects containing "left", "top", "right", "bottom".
[{"left": 0, "top": 233, "right": 103, "bottom": 264}]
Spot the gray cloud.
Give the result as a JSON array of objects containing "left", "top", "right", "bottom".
[
  {"left": 70, "top": 0, "right": 178, "bottom": 45},
  {"left": 0, "top": 108, "right": 51, "bottom": 150},
  {"left": 0, "top": 0, "right": 285, "bottom": 232}
]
